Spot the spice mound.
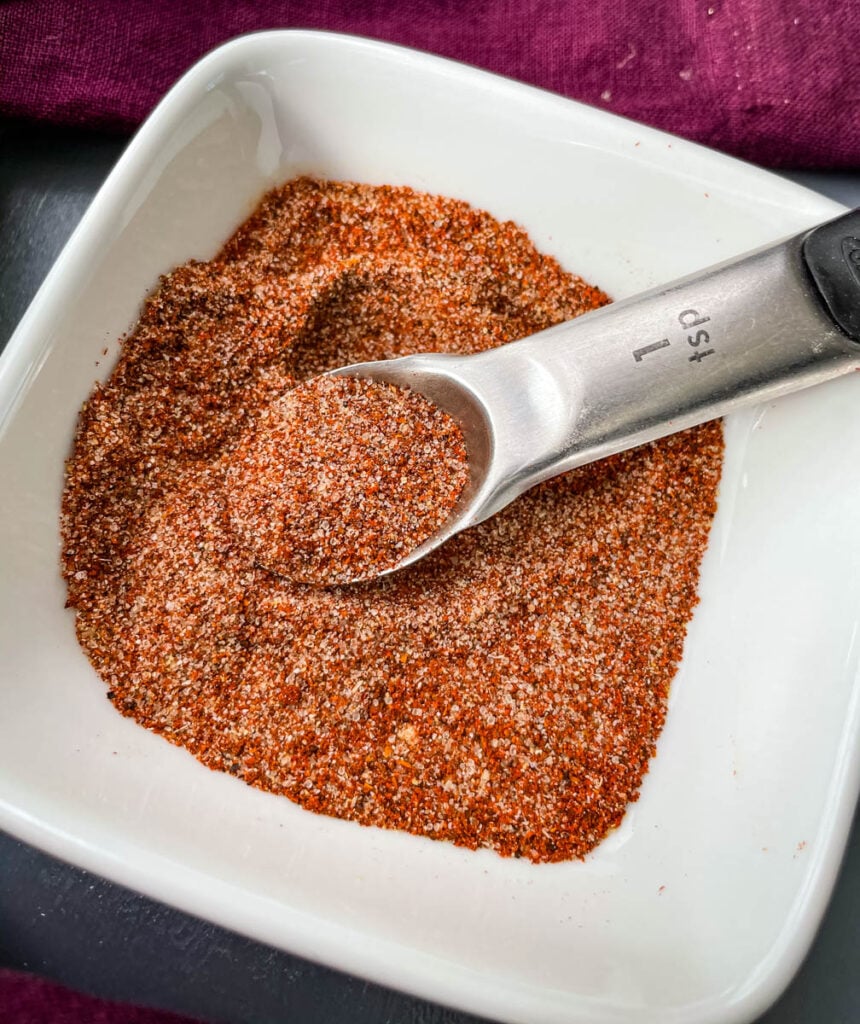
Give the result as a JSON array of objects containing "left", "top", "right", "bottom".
[
  {"left": 61, "top": 177, "right": 723, "bottom": 864},
  {"left": 224, "top": 375, "right": 468, "bottom": 584}
]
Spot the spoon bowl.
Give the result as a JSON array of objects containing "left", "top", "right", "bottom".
[{"left": 329, "top": 353, "right": 497, "bottom": 575}]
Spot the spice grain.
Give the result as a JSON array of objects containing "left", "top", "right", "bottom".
[
  {"left": 62, "top": 178, "right": 723, "bottom": 863},
  {"left": 225, "top": 375, "right": 468, "bottom": 584}
]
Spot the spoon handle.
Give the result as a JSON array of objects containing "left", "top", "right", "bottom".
[{"left": 488, "top": 208, "right": 860, "bottom": 511}]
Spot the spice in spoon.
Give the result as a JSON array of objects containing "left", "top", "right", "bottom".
[{"left": 224, "top": 375, "right": 469, "bottom": 584}]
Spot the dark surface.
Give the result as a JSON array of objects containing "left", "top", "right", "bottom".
[{"left": 1, "top": 116, "right": 859, "bottom": 1024}]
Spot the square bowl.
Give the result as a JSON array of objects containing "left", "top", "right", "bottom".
[{"left": 1, "top": 30, "right": 859, "bottom": 1024}]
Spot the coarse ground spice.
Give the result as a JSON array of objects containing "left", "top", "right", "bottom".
[
  {"left": 61, "top": 177, "right": 723, "bottom": 863},
  {"left": 224, "top": 374, "right": 469, "bottom": 584}
]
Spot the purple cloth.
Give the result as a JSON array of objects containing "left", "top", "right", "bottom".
[
  {"left": 0, "top": 970, "right": 203, "bottom": 1024},
  {"left": 0, "top": 0, "right": 858, "bottom": 167}
]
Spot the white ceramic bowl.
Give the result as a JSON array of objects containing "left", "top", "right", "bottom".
[{"left": 1, "top": 31, "right": 858, "bottom": 1024}]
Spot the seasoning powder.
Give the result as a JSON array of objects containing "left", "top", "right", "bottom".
[
  {"left": 224, "top": 375, "right": 469, "bottom": 585},
  {"left": 62, "top": 178, "right": 723, "bottom": 863}
]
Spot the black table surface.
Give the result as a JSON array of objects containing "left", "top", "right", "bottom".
[{"left": 1, "top": 116, "right": 858, "bottom": 1024}]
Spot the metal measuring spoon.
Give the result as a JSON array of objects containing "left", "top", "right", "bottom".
[{"left": 329, "top": 208, "right": 860, "bottom": 580}]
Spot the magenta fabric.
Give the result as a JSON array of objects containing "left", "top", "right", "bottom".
[
  {"left": 0, "top": 0, "right": 858, "bottom": 167},
  {"left": 0, "top": 970, "right": 203, "bottom": 1024}
]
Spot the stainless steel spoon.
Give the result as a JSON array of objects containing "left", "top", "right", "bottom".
[{"left": 329, "top": 208, "right": 860, "bottom": 579}]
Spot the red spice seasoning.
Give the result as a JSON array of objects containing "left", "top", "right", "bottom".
[
  {"left": 61, "top": 178, "right": 723, "bottom": 863},
  {"left": 224, "top": 374, "right": 468, "bottom": 584}
]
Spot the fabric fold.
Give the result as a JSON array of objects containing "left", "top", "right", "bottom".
[{"left": 0, "top": 0, "right": 858, "bottom": 167}]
